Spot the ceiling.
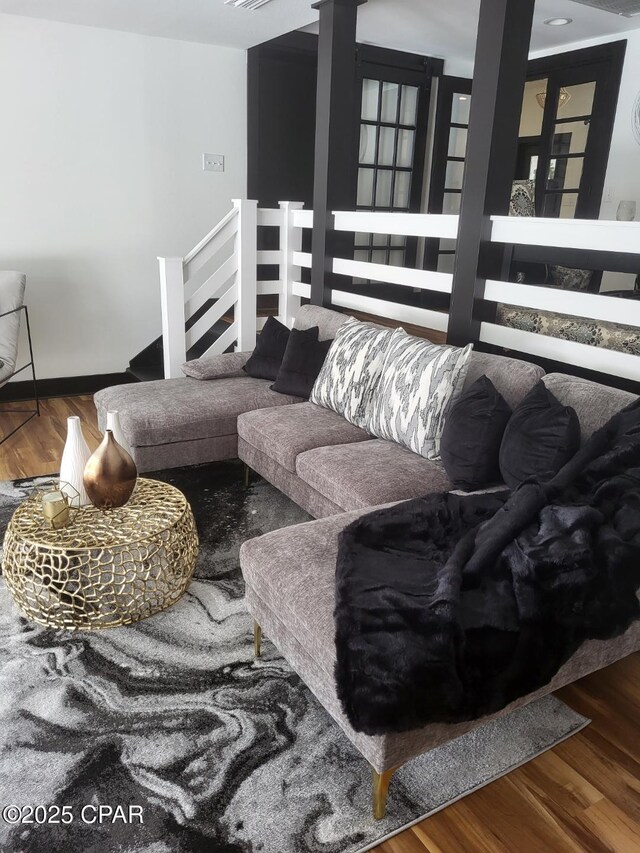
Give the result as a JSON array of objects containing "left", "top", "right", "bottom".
[
  {"left": 0, "top": 0, "right": 639, "bottom": 62},
  {"left": 0, "top": 0, "right": 318, "bottom": 49},
  {"left": 305, "top": 0, "right": 640, "bottom": 75}
]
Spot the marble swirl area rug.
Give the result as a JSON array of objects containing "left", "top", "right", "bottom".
[{"left": 0, "top": 461, "right": 589, "bottom": 853}]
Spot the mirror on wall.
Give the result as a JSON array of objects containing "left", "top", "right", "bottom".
[{"left": 516, "top": 78, "right": 597, "bottom": 220}]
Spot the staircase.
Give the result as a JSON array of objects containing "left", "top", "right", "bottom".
[
  {"left": 127, "top": 297, "right": 279, "bottom": 382},
  {"left": 151, "top": 198, "right": 307, "bottom": 380}
]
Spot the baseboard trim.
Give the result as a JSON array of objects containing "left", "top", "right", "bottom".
[{"left": 0, "top": 372, "right": 134, "bottom": 403}]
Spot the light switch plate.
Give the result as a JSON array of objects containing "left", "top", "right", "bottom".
[{"left": 203, "top": 153, "right": 224, "bottom": 172}]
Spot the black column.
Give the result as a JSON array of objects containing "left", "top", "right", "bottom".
[
  {"left": 447, "top": 0, "right": 535, "bottom": 346},
  {"left": 310, "top": 0, "right": 365, "bottom": 306}
]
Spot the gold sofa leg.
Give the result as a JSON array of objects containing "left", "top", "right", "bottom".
[
  {"left": 372, "top": 766, "right": 398, "bottom": 820},
  {"left": 243, "top": 463, "right": 251, "bottom": 488},
  {"left": 253, "top": 621, "right": 262, "bottom": 658}
]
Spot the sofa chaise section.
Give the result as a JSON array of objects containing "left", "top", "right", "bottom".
[
  {"left": 240, "top": 372, "right": 639, "bottom": 818},
  {"left": 94, "top": 304, "right": 349, "bottom": 473},
  {"left": 94, "top": 375, "right": 301, "bottom": 472},
  {"left": 241, "top": 502, "right": 640, "bottom": 814}
]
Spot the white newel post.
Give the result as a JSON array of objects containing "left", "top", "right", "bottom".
[
  {"left": 234, "top": 198, "right": 258, "bottom": 351},
  {"left": 278, "top": 201, "right": 304, "bottom": 328},
  {"left": 158, "top": 256, "right": 187, "bottom": 379}
]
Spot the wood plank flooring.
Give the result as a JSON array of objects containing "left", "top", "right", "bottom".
[
  {"left": 0, "top": 396, "right": 102, "bottom": 481},
  {"left": 1, "top": 396, "right": 639, "bottom": 851}
]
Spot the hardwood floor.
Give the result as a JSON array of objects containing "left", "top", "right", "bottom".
[
  {"left": 0, "top": 396, "right": 102, "bottom": 480},
  {"left": 1, "top": 396, "right": 639, "bottom": 851}
]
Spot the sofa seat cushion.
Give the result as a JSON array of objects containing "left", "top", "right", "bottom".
[
  {"left": 296, "top": 439, "right": 452, "bottom": 511},
  {"left": 241, "top": 507, "right": 392, "bottom": 679},
  {"left": 237, "top": 402, "right": 372, "bottom": 473},
  {"left": 94, "top": 377, "right": 301, "bottom": 448}
]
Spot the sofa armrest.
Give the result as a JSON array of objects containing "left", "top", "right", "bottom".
[{"left": 181, "top": 350, "right": 252, "bottom": 380}]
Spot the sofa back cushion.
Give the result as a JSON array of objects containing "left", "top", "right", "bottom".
[
  {"left": 440, "top": 376, "right": 512, "bottom": 490},
  {"left": 464, "top": 351, "right": 544, "bottom": 410},
  {"left": 499, "top": 380, "right": 581, "bottom": 489},
  {"left": 293, "top": 305, "right": 349, "bottom": 341},
  {"left": 542, "top": 373, "right": 637, "bottom": 443}
]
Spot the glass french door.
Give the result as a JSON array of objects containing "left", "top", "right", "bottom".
[
  {"left": 426, "top": 56, "right": 621, "bottom": 274},
  {"left": 517, "top": 53, "right": 622, "bottom": 221},
  {"left": 533, "top": 70, "right": 599, "bottom": 219},
  {"left": 353, "top": 64, "right": 432, "bottom": 273},
  {"left": 423, "top": 76, "right": 472, "bottom": 275}
]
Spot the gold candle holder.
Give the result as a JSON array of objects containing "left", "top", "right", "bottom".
[{"left": 41, "top": 490, "right": 71, "bottom": 530}]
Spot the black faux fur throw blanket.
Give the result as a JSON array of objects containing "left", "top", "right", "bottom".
[{"left": 335, "top": 399, "right": 640, "bottom": 735}]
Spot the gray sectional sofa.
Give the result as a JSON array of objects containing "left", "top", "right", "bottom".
[
  {"left": 96, "top": 305, "right": 546, "bottom": 512},
  {"left": 95, "top": 304, "right": 640, "bottom": 820}
]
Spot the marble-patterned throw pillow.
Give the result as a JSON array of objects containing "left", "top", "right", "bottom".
[
  {"left": 309, "top": 317, "right": 397, "bottom": 429},
  {"left": 548, "top": 265, "right": 594, "bottom": 291},
  {"left": 365, "top": 330, "right": 473, "bottom": 460}
]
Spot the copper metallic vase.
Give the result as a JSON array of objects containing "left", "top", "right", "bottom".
[{"left": 83, "top": 430, "right": 138, "bottom": 509}]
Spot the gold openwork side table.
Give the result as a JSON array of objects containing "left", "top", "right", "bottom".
[{"left": 2, "top": 478, "right": 199, "bottom": 630}]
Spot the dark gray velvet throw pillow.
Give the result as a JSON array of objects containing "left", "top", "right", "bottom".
[
  {"left": 271, "top": 329, "right": 333, "bottom": 399},
  {"left": 243, "top": 317, "right": 317, "bottom": 382},
  {"left": 440, "top": 376, "right": 512, "bottom": 490},
  {"left": 499, "top": 380, "right": 580, "bottom": 489}
]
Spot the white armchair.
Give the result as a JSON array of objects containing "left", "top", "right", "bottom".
[{"left": 0, "top": 271, "right": 39, "bottom": 443}]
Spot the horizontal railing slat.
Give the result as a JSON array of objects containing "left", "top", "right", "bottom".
[
  {"left": 257, "top": 280, "right": 282, "bottom": 296},
  {"left": 292, "top": 209, "right": 313, "bottom": 228},
  {"left": 257, "top": 250, "right": 282, "bottom": 265},
  {"left": 333, "top": 211, "right": 459, "bottom": 238},
  {"left": 490, "top": 216, "right": 640, "bottom": 256},
  {"left": 483, "top": 279, "right": 640, "bottom": 327},
  {"left": 479, "top": 322, "right": 640, "bottom": 382},
  {"left": 333, "top": 257, "right": 452, "bottom": 293},
  {"left": 257, "top": 208, "right": 282, "bottom": 227},
  {"left": 292, "top": 281, "right": 311, "bottom": 298},
  {"left": 330, "top": 290, "right": 449, "bottom": 333},
  {"left": 292, "top": 251, "right": 312, "bottom": 269}
]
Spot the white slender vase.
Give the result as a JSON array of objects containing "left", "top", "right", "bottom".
[
  {"left": 106, "top": 410, "right": 133, "bottom": 459},
  {"left": 59, "top": 416, "right": 92, "bottom": 507}
]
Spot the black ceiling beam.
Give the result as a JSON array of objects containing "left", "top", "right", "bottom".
[
  {"left": 448, "top": 0, "right": 535, "bottom": 346},
  {"left": 310, "top": 0, "right": 366, "bottom": 307}
]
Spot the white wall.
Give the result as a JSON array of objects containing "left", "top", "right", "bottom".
[{"left": 0, "top": 13, "right": 247, "bottom": 379}]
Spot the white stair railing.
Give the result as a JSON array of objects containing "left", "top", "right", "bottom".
[
  {"left": 160, "top": 200, "right": 640, "bottom": 386},
  {"left": 158, "top": 203, "right": 242, "bottom": 379},
  {"left": 159, "top": 199, "right": 313, "bottom": 379}
]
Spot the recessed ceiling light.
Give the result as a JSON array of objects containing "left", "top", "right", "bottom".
[
  {"left": 543, "top": 17, "right": 573, "bottom": 25},
  {"left": 459, "top": 96, "right": 468, "bottom": 101}
]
